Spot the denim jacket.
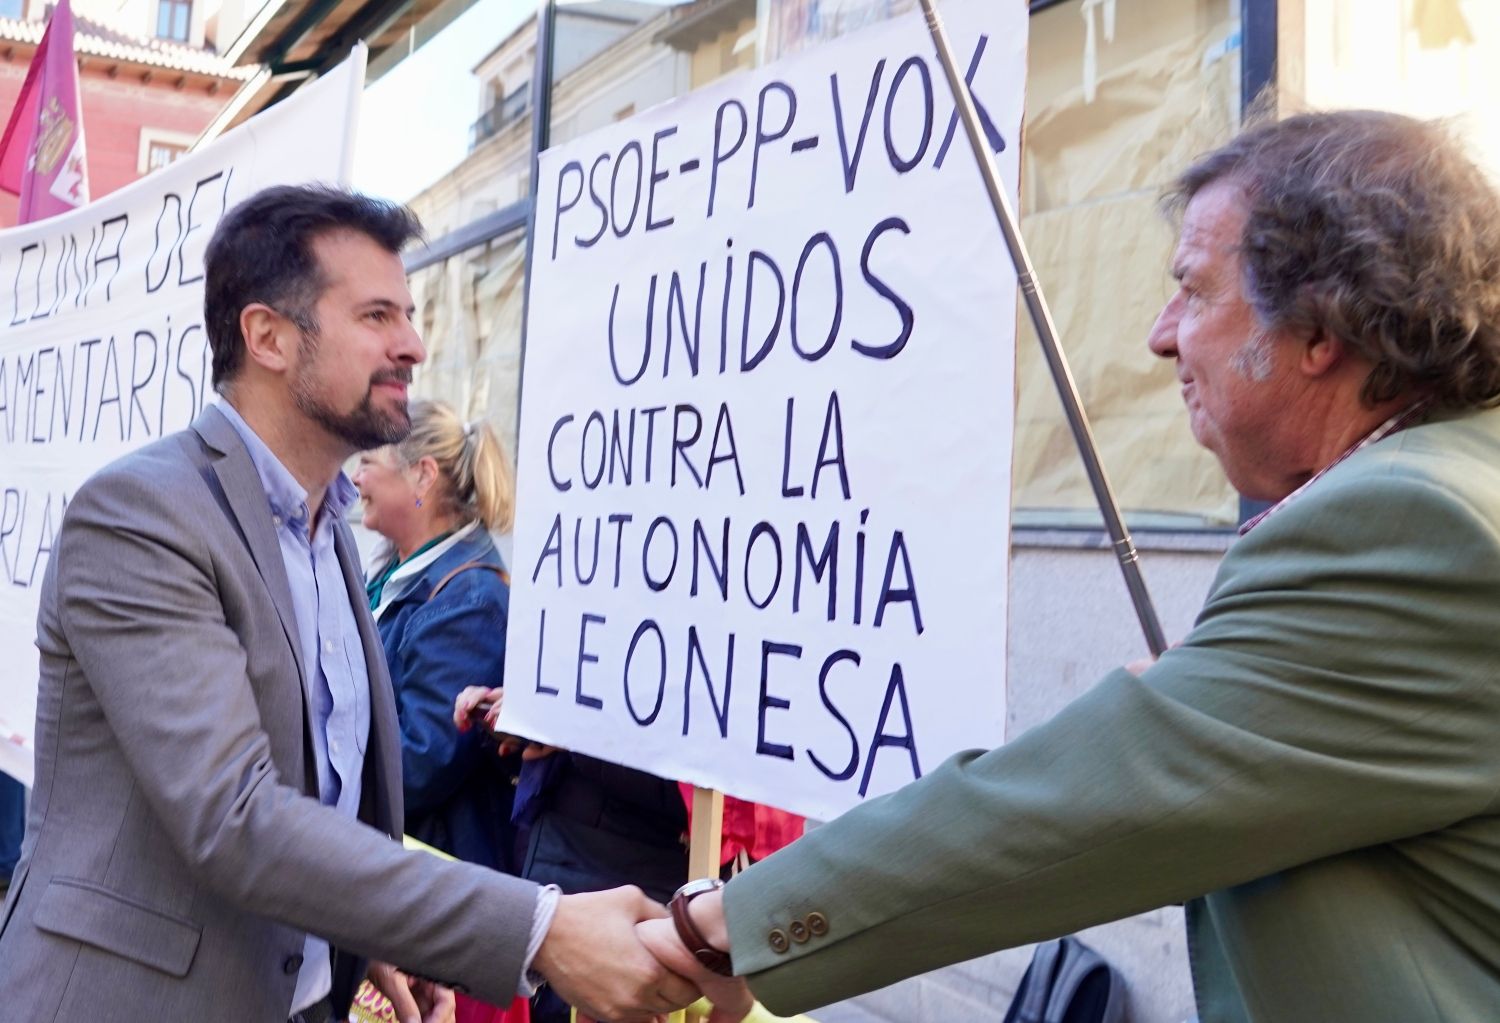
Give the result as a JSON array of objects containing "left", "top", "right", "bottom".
[{"left": 373, "top": 526, "right": 520, "bottom": 872}]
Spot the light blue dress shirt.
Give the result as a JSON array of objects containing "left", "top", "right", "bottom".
[{"left": 218, "top": 401, "right": 371, "bottom": 1014}]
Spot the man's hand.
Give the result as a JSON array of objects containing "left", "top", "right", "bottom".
[
  {"left": 1125, "top": 642, "right": 1178, "bottom": 677},
  {"left": 367, "top": 961, "right": 456, "bottom": 1023},
  {"left": 635, "top": 917, "right": 754, "bottom": 1023},
  {"left": 532, "top": 886, "right": 701, "bottom": 1023}
]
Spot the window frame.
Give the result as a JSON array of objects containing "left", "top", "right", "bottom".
[
  {"left": 136, "top": 128, "right": 197, "bottom": 175},
  {"left": 155, "top": 0, "right": 192, "bottom": 43}
]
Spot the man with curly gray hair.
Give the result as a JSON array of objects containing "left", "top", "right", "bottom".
[
  {"left": 635, "top": 110, "right": 1500, "bottom": 1023},
  {"left": 1154, "top": 109, "right": 1500, "bottom": 498}
]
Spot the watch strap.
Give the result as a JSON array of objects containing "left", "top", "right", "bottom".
[{"left": 669, "top": 882, "right": 734, "bottom": 976}]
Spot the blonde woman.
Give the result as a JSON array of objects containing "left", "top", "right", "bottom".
[{"left": 353, "top": 400, "right": 521, "bottom": 874}]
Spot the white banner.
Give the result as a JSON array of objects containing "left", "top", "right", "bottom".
[
  {"left": 504, "top": 0, "right": 1025, "bottom": 821},
  {"left": 0, "top": 50, "right": 368, "bottom": 786}
]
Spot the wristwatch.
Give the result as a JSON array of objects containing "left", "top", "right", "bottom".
[{"left": 669, "top": 878, "right": 733, "bottom": 976}]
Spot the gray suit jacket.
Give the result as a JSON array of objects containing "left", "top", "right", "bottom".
[{"left": 0, "top": 406, "right": 538, "bottom": 1021}]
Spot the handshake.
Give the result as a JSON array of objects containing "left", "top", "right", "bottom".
[
  {"left": 449, "top": 688, "right": 759, "bottom": 1022},
  {"left": 533, "top": 881, "right": 756, "bottom": 1023}
]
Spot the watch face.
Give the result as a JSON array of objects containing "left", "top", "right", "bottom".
[{"left": 677, "top": 877, "right": 724, "bottom": 898}]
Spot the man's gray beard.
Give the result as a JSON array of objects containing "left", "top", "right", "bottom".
[
  {"left": 291, "top": 329, "right": 412, "bottom": 451},
  {"left": 1230, "top": 328, "right": 1277, "bottom": 382}
]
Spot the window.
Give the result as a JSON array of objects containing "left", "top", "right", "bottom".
[
  {"left": 147, "top": 142, "right": 186, "bottom": 171},
  {"left": 1012, "top": 0, "right": 1241, "bottom": 527},
  {"left": 471, "top": 82, "right": 531, "bottom": 149},
  {"left": 156, "top": 0, "right": 191, "bottom": 42},
  {"left": 137, "top": 129, "right": 197, "bottom": 175}
]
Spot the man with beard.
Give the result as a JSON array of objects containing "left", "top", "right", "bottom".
[{"left": 0, "top": 186, "right": 699, "bottom": 1023}]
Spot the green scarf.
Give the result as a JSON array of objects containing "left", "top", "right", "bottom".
[{"left": 366, "top": 531, "right": 455, "bottom": 611}]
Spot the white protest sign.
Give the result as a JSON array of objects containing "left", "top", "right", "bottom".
[
  {"left": 0, "top": 51, "right": 367, "bottom": 786},
  {"left": 503, "top": 0, "right": 1024, "bottom": 822}
]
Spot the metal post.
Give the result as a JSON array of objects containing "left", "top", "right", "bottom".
[
  {"left": 918, "top": 0, "right": 1168, "bottom": 656},
  {"left": 516, "top": 0, "right": 557, "bottom": 424},
  {"left": 1238, "top": 0, "right": 1278, "bottom": 526}
]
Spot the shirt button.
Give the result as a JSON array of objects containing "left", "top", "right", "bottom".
[
  {"left": 323, "top": 640, "right": 335, "bottom": 654},
  {"left": 807, "top": 911, "right": 829, "bottom": 937},
  {"left": 330, "top": 739, "right": 341, "bottom": 755},
  {"left": 272, "top": 515, "right": 283, "bottom": 527},
  {"left": 283, "top": 952, "right": 304, "bottom": 975},
  {"left": 788, "top": 919, "right": 809, "bottom": 944},
  {"left": 768, "top": 928, "right": 789, "bottom": 954}
]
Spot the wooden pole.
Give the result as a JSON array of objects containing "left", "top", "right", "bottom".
[
  {"left": 687, "top": 785, "right": 724, "bottom": 880},
  {"left": 681, "top": 786, "right": 725, "bottom": 1023}
]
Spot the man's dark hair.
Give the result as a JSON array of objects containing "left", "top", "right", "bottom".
[
  {"left": 1166, "top": 109, "right": 1500, "bottom": 411},
  {"left": 204, "top": 184, "right": 423, "bottom": 391}
]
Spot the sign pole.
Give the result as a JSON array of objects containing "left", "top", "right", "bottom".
[
  {"left": 688, "top": 785, "right": 724, "bottom": 880},
  {"left": 917, "top": 0, "right": 1169, "bottom": 657},
  {"left": 680, "top": 787, "right": 723, "bottom": 1023}
]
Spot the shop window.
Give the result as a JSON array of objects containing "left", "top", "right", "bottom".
[{"left": 1014, "top": 0, "right": 1241, "bottom": 527}]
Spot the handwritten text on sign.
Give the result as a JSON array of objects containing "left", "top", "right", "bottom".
[
  {"left": 503, "top": 0, "right": 1024, "bottom": 821},
  {"left": 0, "top": 58, "right": 363, "bottom": 785}
]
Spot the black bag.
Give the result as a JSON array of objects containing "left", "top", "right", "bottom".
[{"left": 1001, "top": 936, "right": 1126, "bottom": 1023}]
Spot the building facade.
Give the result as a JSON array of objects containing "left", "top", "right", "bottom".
[
  {"left": 0, "top": 0, "right": 253, "bottom": 226},
  {"left": 221, "top": 1, "right": 1500, "bottom": 1020}
]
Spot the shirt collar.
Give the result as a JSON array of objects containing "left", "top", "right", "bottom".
[
  {"left": 369, "top": 520, "right": 483, "bottom": 622},
  {"left": 1239, "top": 399, "right": 1431, "bottom": 535},
  {"left": 389, "top": 520, "right": 481, "bottom": 586},
  {"left": 216, "top": 400, "right": 357, "bottom": 527}
]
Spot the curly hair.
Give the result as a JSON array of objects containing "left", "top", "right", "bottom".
[{"left": 1166, "top": 109, "right": 1500, "bottom": 411}]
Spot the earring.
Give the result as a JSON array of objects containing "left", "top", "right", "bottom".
[{"left": 415, "top": 496, "right": 423, "bottom": 508}]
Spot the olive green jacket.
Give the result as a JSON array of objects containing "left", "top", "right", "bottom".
[{"left": 725, "top": 407, "right": 1500, "bottom": 1022}]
